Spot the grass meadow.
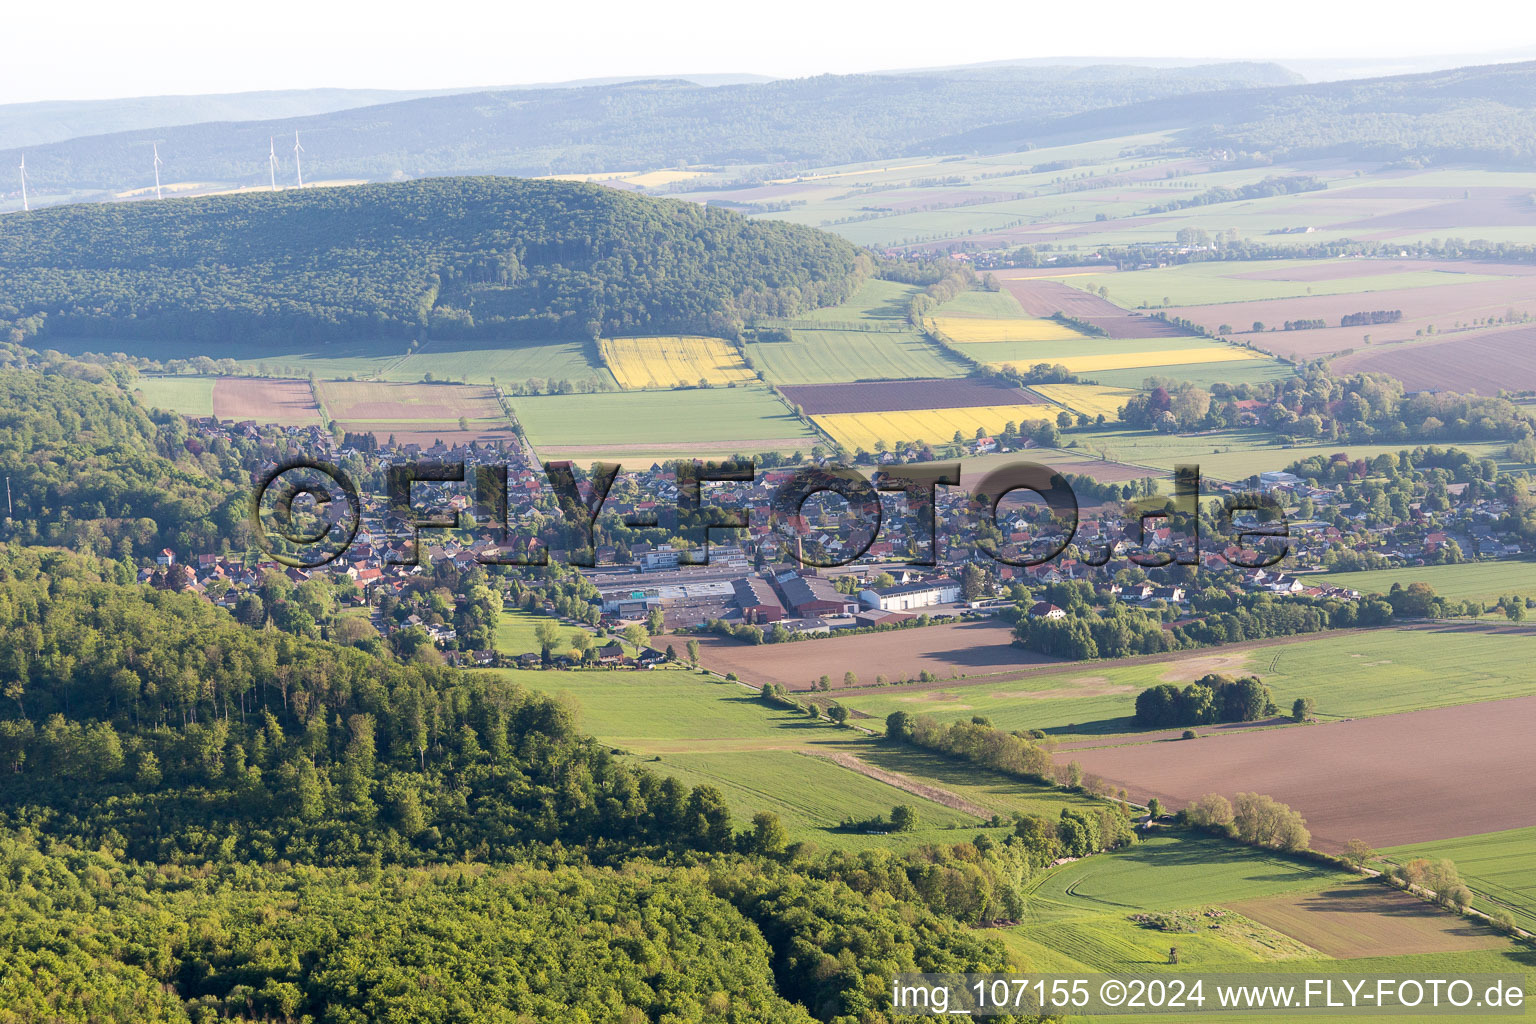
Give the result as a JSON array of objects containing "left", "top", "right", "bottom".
[
  {"left": 513, "top": 384, "right": 819, "bottom": 453},
  {"left": 133, "top": 375, "right": 215, "bottom": 416},
  {"left": 1385, "top": 827, "right": 1536, "bottom": 931},
  {"left": 833, "top": 627, "right": 1536, "bottom": 738},
  {"left": 1301, "top": 561, "right": 1536, "bottom": 604}
]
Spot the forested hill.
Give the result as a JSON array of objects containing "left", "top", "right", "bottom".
[
  {"left": 935, "top": 60, "right": 1536, "bottom": 165},
  {"left": 1, "top": 63, "right": 1298, "bottom": 195},
  {"left": 0, "top": 176, "right": 867, "bottom": 344}
]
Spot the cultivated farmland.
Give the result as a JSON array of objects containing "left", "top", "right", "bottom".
[
  {"left": 815, "top": 404, "right": 1059, "bottom": 451},
  {"left": 747, "top": 328, "right": 966, "bottom": 385},
  {"left": 1229, "top": 884, "right": 1508, "bottom": 958},
  {"left": 514, "top": 384, "right": 819, "bottom": 457},
  {"left": 1331, "top": 325, "right": 1536, "bottom": 394},
  {"left": 1301, "top": 561, "right": 1536, "bottom": 604},
  {"left": 780, "top": 377, "right": 1048, "bottom": 415},
  {"left": 928, "top": 316, "right": 1091, "bottom": 344},
  {"left": 600, "top": 335, "right": 757, "bottom": 389},
  {"left": 212, "top": 377, "right": 325, "bottom": 427},
  {"left": 384, "top": 338, "right": 613, "bottom": 388},
  {"left": 1064, "top": 693, "right": 1536, "bottom": 849},
  {"left": 134, "top": 376, "right": 215, "bottom": 417},
  {"left": 1030, "top": 383, "right": 1141, "bottom": 418},
  {"left": 692, "top": 620, "right": 1051, "bottom": 689},
  {"left": 314, "top": 380, "right": 514, "bottom": 443},
  {"left": 1385, "top": 827, "right": 1536, "bottom": 931}
]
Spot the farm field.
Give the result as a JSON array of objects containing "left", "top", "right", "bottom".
[
  {"left": 211, "top": 377, "right": 326, "bottom": 427},
  {"left": 498, "top": 665, "right": 994, "bottom": 849},
  {"left": 1054, "top": 260, "right": 1511, "bottom": 309},
  {"left": 314, "top": 379, "right": 515, "bottom": 443},
  {"left": 383, "top": 338, "right": 613, "bottom": 388},
  {"left": 815, "top": 404, "right": 1058, "bottom": 451},
  {"left": 1030, "top": 383, "right": 1140, "bottom": 418},
  {"left": 833, "top": 626, "right": 1536, "bottom": 739},
  {"left": 1012, "top": 345, "right": 1270, "bottom": 376},
  {"left": 1170, "top": 275, "right": 1536, "bottom": 362},
  {"left": 1085, "top": 358, "right": 1297, "bottom": 389},
  {"left": 514, "top": 384, "right": 818, "bottom": 456},
  {"left": 929, "top": 315, "right": 1092, "bottom": 344},
  {"left": 797, "top": 277, "right": 922, "bottom": 321},
  {"left": 747, "top": 328, "right": 966, "bottom": 385},
  {"left": 133, "top": 375, "right": 215, "bottom": 416},
  {"left": 599, "top": 335, "right": 757, "bottom": 389},
  {"left": 1229, "top": 883, "right": 1508, "bottom": 958},
  {"left": 934, "top": 288, "right": 1027, "bottom": 318},
  {"left": 692, "top": 620, "right": 1052, "bottom": 689},
  {"left": 780, "top": 377, "right": 1047, "bottom": 415},
  {"left": 1332, "top": 324, "right": 1536, "bottom": 395},
  {"left": 1385, "top": 827, "right": 1536, "bottom": 931},
  {"left": 1066, "top": 693, "right": 1536, "bottom": 849},
  {"left": 50, "top": 336, "right": 410, "bottom": 379},
  {"left": 1301, "top": 560, "right": 1536, "bottom": 604}
]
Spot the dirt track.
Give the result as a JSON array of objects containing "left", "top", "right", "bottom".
[{"left": 808, "top": 750, "right": 991, "bottom": 818}]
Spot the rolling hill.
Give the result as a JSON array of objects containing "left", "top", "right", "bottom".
[{"left": 0, "top": 175, "right": 868, "bottom": 344}]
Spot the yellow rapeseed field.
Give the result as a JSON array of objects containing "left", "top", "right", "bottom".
[
  {"left": 988, "top": 346, "right": 1265, "bottom": 375},
  {"left": 1030, "top": 383, "right": 1141, "bottom": 419},
  {"left": 600, "top": 336, "right": 757, "bottom": 390},
  {"left": 814, "top": 404, "right": 1060, "bottom": 451},
  {"left": 929, "top": 316, "right": 1089, "bottom": 343}
]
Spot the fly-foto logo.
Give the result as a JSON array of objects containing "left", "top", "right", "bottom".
[{"left": 250, "top": 458, "right": 1289, "bottom": 570}]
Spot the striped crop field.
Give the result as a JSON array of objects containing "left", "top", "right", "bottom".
[
  {"left": 990, "top": 346, "right": 1269, "bottom": 375},
  {"left": 1030, "top": 383, "right": 1141, "bottom": 418},
  {"left": 928, "top": 316, "right": 1091, "bottom": 344},
  {"left": 599, "top": 335, "right": 757, "bottom": 389},
  {"left": 814, "top": 404, "right": 1060, "bottom": 451}
]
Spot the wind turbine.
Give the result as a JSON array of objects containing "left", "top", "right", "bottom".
[
  {"left": 18, "top": 154, "right": 27, "bottom": 212},
  {"left": 293, "top": 131, "right": 304, "bottom": 188},
  {"left": 152, "top": 143, "right": 164, "bottom": 200},
  {"left": 268, "top": 137, "right": 279, "bottom": 191}
]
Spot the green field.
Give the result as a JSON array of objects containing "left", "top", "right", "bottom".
[
  {"left": 1057, "top": 261, "right": 1510, "bottom": 310},
  {"left": 494, "top": 610, "right": 598, "bottom": 657},
  {"left": 800, "top": 277, "right": 922, "bottom": 321},
  {"left": 383, "top": 338, "right": 614, "bottom": 387},
  {"left": 1086, "top": 359, "right": 1297, "bottom": 389},
  {"left": 748, "top": 328, "right": 966, "bottom": 385},
  {"left": 514, "top": 384, "right": 820, "bottom": 453},
  {"left": 495, "top": 661, "right": 1114, "bottom": 850},
  {"left": 834, "top": 627, "right": 1536, "bottom": 738},
  {"left": 1386, "top": 827, "right": 1536, "bottom": 931},
  {"left": 132, "top": 375, "right": 215, "bottom": 416},
  {"left": 51, "top": 336, "right": 409, "bottom": 379},
  {"left": 1073, "top": 429, "right": 1508, "bottom": 481},
  {"left": 937, "top": 288, "right": 1029, "bottom": 318},
  {"left": 1302, "top": 561, "right": 1536, "bottom": 604}
]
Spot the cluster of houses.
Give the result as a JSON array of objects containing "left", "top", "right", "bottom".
[{"left": 148, "top": 418, "right": 1530, "bottom": 665}]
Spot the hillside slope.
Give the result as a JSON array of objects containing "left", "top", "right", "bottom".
[
  {"left": 1, "top": 64, "right": 1297, "bottom": 196},
  {"left": 0, "top": 176, "right": 867, "bottom": 344}
]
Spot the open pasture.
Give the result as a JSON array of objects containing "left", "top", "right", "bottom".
[
  {"left": 133, "top": 375, "right": 215, "bottom": 417},
  {"left": 814, "top": 404, "right": 1059, "bottom": 451},
  {"left": 514, "top": 385, "right": 818, "bottom": 453},
  {"left": 1331, "top": 325, "right": 1536, "bottom": 395},
  {"left": 1230, "top": 883, "right": 1509, "bottom": 958},
  {"left": 747, "top": 328, "right": 966, "bottom": 385},
  {"left": 1301, "top": 560, "right": 1536, "bottom": 604},
  {"left": 212, "top": 377, "right": 325, "bottom": 427},
  {"left": 1066, "top": 693, "right": 1536, "bottom": 850},
  {"left": 1030, "top": 383, "right": 1140, "bottom": 419},
  {"left": 1386, "top": 827, "right": 1536, "bottom": 931},
  {"left": 600, "top": 335, "right": 757, "bottom": 389},
  {"left": 780, "top": 377, "right": 1046, "bottom": 415},
  {"left": 384, "top": 338, "right": 612, "bottom": 388},
  {"left": 693, "top": 620, "right": 1051, "bottom": 689}
]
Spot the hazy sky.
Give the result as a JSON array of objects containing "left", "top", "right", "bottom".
[{"left": 5, "top": 0, "right": 1531, "bottom": 104}]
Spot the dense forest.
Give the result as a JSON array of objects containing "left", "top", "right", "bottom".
[
  {"left": 1, "top": 64, "right": 1299, "bottom": 194},
  {"left": 0, "top": 544, "right": 1047, "bottom": 1022},
  {"left": 0, "top": 176, "right": 867, "bottom": 344}
]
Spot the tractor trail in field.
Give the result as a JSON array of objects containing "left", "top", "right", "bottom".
[{"left": 807, "top": 750, "right": 991, "bottom": 819}]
